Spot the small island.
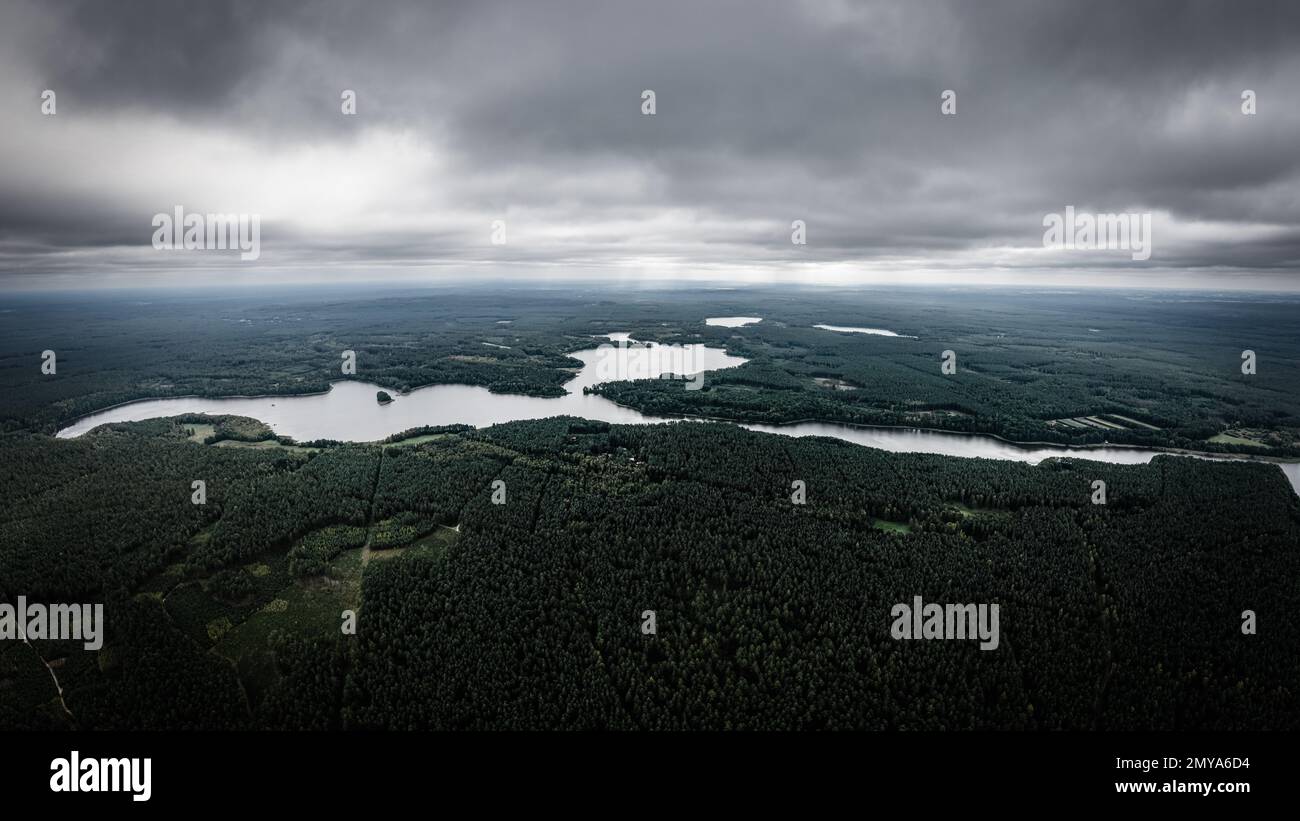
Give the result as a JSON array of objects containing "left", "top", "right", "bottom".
[{"left": 376, "top": 390, "right": 394, "bottom": 405}]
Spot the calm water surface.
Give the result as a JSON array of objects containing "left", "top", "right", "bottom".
[
  {"left": 813, "top": 324, "right": 917, "bottom": 338},
  {"left": 56, "top": 337, "right": 1300, "bottom": 494}
]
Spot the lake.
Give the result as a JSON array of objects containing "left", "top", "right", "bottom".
[
  {"left": 56, "top": 336, "right": 1300, "bottom": 494},
  {"left": 745, "top": 420, "right": 1300, "bottom": 495},
  {"left": 56, "top": 339, "right": 747, "bottom": 441},
  {"left": 813, "top": 324, "right": 917, "bottom": 338}
]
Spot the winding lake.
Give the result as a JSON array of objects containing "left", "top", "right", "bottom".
[
  {"left": 56, "top": 336, "right": 1300, "bottom": 495},
  {"left": 813, "top": 324, "right": 918, "bottom": 338},
  {"left": 56, "top": 340, "right": 746, "bottom": 441}
]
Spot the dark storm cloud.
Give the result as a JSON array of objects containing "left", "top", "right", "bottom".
[
  {"left": 42, "top": 0, "right": 297, "bottom": 109},
  {"left": 1, "top": 0, "right": 1298, "bottom": 287}
]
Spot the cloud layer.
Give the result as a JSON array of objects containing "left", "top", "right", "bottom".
[{"left": 2, "top": 0, "right": 1299, "bottom": 289}]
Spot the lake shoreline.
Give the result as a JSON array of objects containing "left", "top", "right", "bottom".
[
  {"left": 55, "top": 379, "right": 1299, "bottom": 471},
  {"left": 48, "top": 329, "right": 1299, "bottom": 498},
  {"left": 645, "top": 410, "right": 1300, "bottom": 467},
  {"left": 49, "top": 377, "right": 569, "bottom": 435}
]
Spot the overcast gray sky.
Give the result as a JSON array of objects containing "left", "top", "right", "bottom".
[{"left": 2, "top": 0, "right": 1298, "bottom": 290}]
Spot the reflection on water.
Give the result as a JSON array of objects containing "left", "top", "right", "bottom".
[
  {"left": 744, "top": 421, "right": 1157, "bottom": 464},
  {"left": 706, "top": 316, "right": 762, "bottom": 327},
  {"left": 56, "top": 339, "right": 746, "bottom": 442},
  {"left": 1280, "top": 462, "right": 1300, "bottom": 493},
  {"left": 813, "top": 324, "right": 918, "bottom": 338},
  {"left": 55, "top": 337, "right": 1299, "bottom": 495},
  {"left": 742, "top": 422, "right": 1300, "bottom": 495}
]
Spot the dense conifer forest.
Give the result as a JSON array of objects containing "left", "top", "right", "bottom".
[
  {"left": 2, "top": 414, "right": 1296, "bottom": 730},
  {"left": 2, "top": 287, "right": 1298, "bottom": 731}
]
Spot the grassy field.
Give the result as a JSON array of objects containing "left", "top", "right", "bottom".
[
  {"left": 871, "top": 519, "right": 913, "bottom": 534},
  {"left": 385, "top": 433, "right": 454, "bottom": 447},
  {"left": 1209, "top": 432, "right": 1269, "bottom": 448},
  {"left": 213, "top": 439, "right": 319, "bottom": 452},
  {"left": 184, "top": 423, "right": 215, "bottom": 442}
]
